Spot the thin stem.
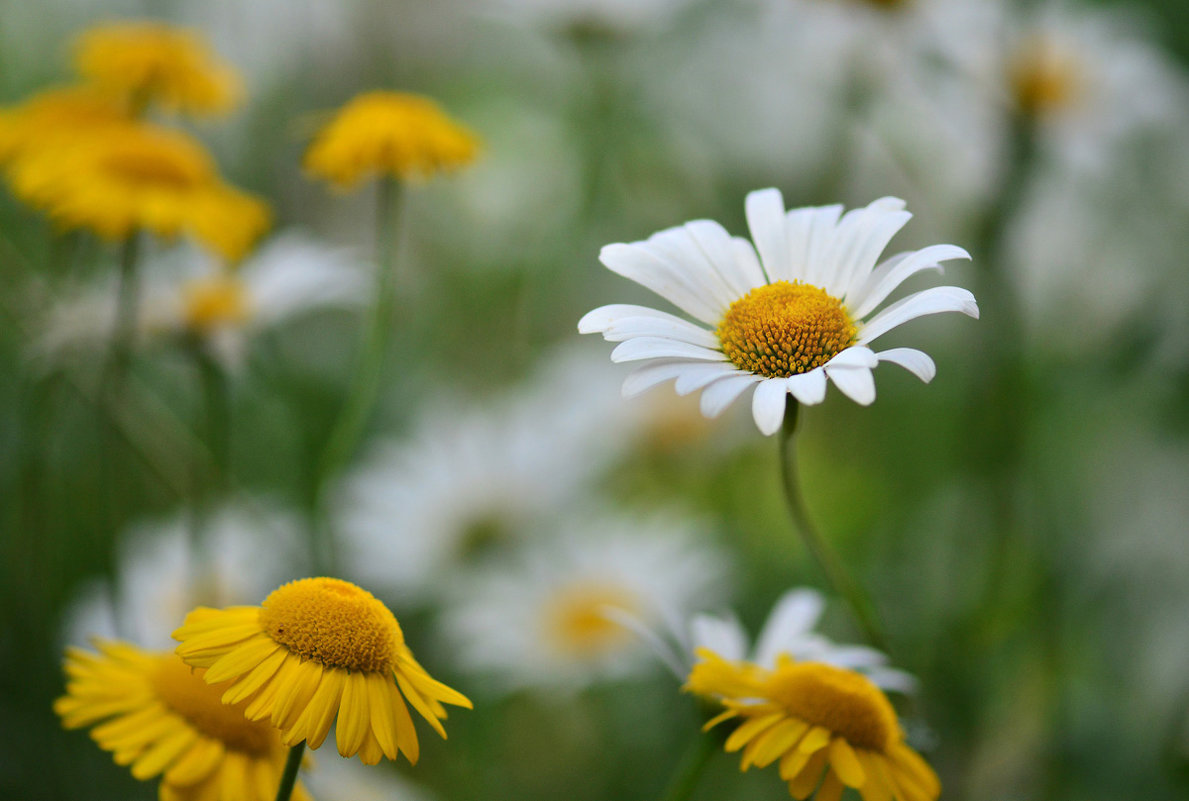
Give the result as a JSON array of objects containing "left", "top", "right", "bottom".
[
  {"left": 272, "top": 743, "right": 305, "bottom": 801},
  {"left": 310, "top": 177, "right": 405, "bottom": 571},
  {"left": 659, "top": 733, "right": 718, "bottom": 801},
  {"left": 188, "top": 343, "right": 231, "bottom": 601},
  {"left": 777, "top": 401, "right": 889, "bottom": 653}
]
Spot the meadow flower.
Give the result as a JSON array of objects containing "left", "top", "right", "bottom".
[
  {"left": 579, "top": 189, "right": 977, "bottom": 435},
  {"left": 439, "top": 511, "right": 726, "bottom": 692},
  {"left": 173, "top": 577, "right": 472, "bottom": 765},
  {"left": 7, "top": 122, "right": 269, "bottom": 260},
  {"left": 31, "top": 231, "right": 366, "bottom": 370},
  {"left": 687, "top": 651, "right": 939, "bottom": 801},
  {"left": 61, "top": 499, "right": 307, "bottom": 650},
  {"left": 304, "top": 91, "right": 479, "bottom": 188},
  {"left": 73, "top": 20, "right": 242, "bottom": 115},
  {"left": 55, "top": 642, "right": 310, "bottom": 801},
  {"left": 0, "top": 85, "right": 127, "bottom": 164}
]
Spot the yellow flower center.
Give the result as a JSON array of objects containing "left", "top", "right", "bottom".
[
  {"left": 150, "top": 655, "right": 274, "bottom": 754},
  {"left": 259, "top": 578, "right": 404, "bottom": 673},
  {"left": 544, "top": 582, "right": 639, "bottom": 657},
  {"left": 716, "top": 281, "right": 856, "bottom": 378},
  {"left": 766, "top": 662, "right": 898, "bottom": 752},
  {"left": 101, "top": 145, "right": 207, "bottom": 190},
  {"left": 183, "top": 274, "right": 250, "bottom": 331},
  {"left": 1010, "top": 37, "right": 1082, "bottom": 116}
]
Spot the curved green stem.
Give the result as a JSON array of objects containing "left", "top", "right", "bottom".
[
  {"left": 777, "top": 401, "right": 889, "bottom": 653},
  {"left": 272, "top": 743, "right": 305, "bottom": 801},
  {"left": 659, "top": 733, "right": 718, "bottom": 801}
]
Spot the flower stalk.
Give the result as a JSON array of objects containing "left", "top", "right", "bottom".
[
  {"left": 658, "top": 732, "right": 718, "bottom": 801},
  {"left": 272, "top": 742, "right": 305, "bottom": 801}
]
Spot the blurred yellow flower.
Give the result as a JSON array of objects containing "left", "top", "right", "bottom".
[
  {"left": 0, "top": 85, "right": 128, "bottom": 165},
  {"left": 1010, "top": 36, "right": 1083, "bottom": 117},
  {"left": 7, "top": 122, "right": 269, "bottom": 261},
  {"left": 304, "top": 91, "right": 479, "bottom": 188},
  {"left": 73, "top": 20, "right": 242, "bottom": 116},
  {"left": 182, "top": 273, "right": 252, "bottom": 333},
  {"left": 173, "top": 577, "right": 472, "bottom": 765},
  {"left": 687, "top": 649, "right": 940, "bottom": 801},
  {"left": 55, "top": 641, "right": 312, "bottom": 801}
]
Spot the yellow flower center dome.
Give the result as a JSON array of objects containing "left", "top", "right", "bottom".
[
  {"left": 259, "top": 578, "right": 404, "bottom": 673},
  {"left": 544, "top": 582, "right": 639, "bottom": 657},
  {"left": 1010, "top": 37, "right": 1082, "bottom": 116},
  {"left": 716, "top": 281, "right": 856, "bottom": 377},
  {"left": 766, "top": 661, "right": 898, "bottom": 752},
  {"left": 183, "top": 274, "right": 251, "bottom": 331},
  {"left": 149, "top": 655, "right": 273, "bottom": 754}
]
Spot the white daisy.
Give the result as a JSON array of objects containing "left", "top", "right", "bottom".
[
  {"left": 578, "top": 189, "right": 978, "bottom": 435},
  {"left": 438, "top": 510, "right": 728, "bottom": 693},
  {"left": 60, "top": 497, "right": 307, "bottom": 650},
  {"left": 31, "top": 229, "right": 368, "bottom": 370},
  {"left": 305, "top": 735, "right": 437, "bottom": 801}
]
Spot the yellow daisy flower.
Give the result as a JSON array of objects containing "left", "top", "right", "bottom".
[
  {"left": 54, "top": 640, "right": 312, "bottom": 801},
  {"left": 7, "top": 122, "right": 269, "bottom": 261},
  {"left": 173, "top": 577, "right": 472, "bottom": 766},
  {"left": 687, "top": 649, "right": 940, "bottom": 801},
  {"left": 73, "top": 20, "right": 242, "bottom": 116},
  {"left": 0, "top": 85, "right": 128, "bottom": 164},
  {"left": 304, "top": 91, "right": 479, "bottom": 188}
]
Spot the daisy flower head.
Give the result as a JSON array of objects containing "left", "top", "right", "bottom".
[
  {"left": 7, "top": 121, "right": 269, "bottom": 261},
  {"left": 439, "top": 510, "right": 727, "bottom": 693},
  {"left": 579, "top": 189, "right": 978, "bottom": 435},
  {"left": 687, "top": 652, "right": 938, "bottom": 801},
  {"left": 304, "top": 91, "right": 479, "bottom": 189},
  {"left": 0, "top": 85, "right": 128, "bottom": 165},
  {"left": 73, "top": 20, "right": 242, "bottom": 116},
  {"left": 173, "top": 577, "right": 472, "bottom": 765},
  {"left": 55, "top": 642, "right": 310, "bottom": 801}
]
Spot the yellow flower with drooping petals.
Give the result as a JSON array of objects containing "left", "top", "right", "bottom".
[
  {"left": 304, "top": 91, "right": 479, "bottom": 188},
  {"left": 8, "top": 122, "right": 269, "bottom": 261},
  {"left": 0, "top": 85, "right": 128, "bottom": 165},
  {"left": 73, "top": 20, "right": 242, "bottom": 116},
  {"left": 687, "top": 649, "right": 940, "bottom": 801},
  {"left": 174, "top": 577, "right": 472, "bottom": 766},
  {"left": 54, "top": 641, "right": 312, "bottom": 801}
]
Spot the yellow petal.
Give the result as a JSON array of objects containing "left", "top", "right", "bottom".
[
  {"left": 336, "top": 671, "right": 371, "bottom": 757},
  {"left": 724, "top": 712, "right": 784, "bottom": 754},
  {"left": 829, "top": 738, "right": 866, "bottom": 788}
]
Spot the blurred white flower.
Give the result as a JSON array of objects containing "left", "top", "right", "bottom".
[
  {"left": 61, "top": 498, "right": 307, "bottom": 650},
  {"left": 305, "top": 738, "right": 436, "bottom": 801},
  {"left": 31, "top": 230, "right": 368, "bottom": 370},
  {"left": 438, "top": 510, "right": 728, "bottom": 692},
  {"left": 483, "top": 0, "right": 692, "bottom": 34}
]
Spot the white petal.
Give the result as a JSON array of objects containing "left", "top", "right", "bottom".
[
  {"left": 824, "top": 364, "right": 876, "bottom": 405},
  {"left": 599, "top": 315, "right": 719, "bottom": 348},
  {"left": 599, "top": 242, "right": 725, "bottom": 325},
  {"left": 622, "top": 360, "right": 690, "bottom": 398},
  {"left": 786, "top": 369, "right": 828, "bottom": 405},
  {"left": 752, "top": 589, "right": 825, "bottom": 667},
  {"left": 684, "top": 220, "right": 766, "bottom": 296},
  {"left": 876, "top": 348, "right": 936, "bottom": 383},
  {"left": 639, "top": 228, "right": 738, "bottom": 312},
  {"left": 848, "top": 244, "right": 970, "bottom": 319},
  {"left": 578, "top": 304, "right": 683, "bottom": 334},
  {"left": 796, "top": 204, "right": 845, "bottom": 289},
  {"left": 826, "top": 345, "right": 879, "bottom": 369},
  {"left": 673, "top": 362, "right": 741, "bottom": 396},
  {"left": 699, "top": 374, "right": 760, "bottom": 419},
  {"left": 745, "top": 188, "right": 787, "bottom": 283},
  {"left": 857, "top": 286, "right": 979, "bottom": 345},
  {"left": 751, "top": 377, "right": 789, "bottom": 436},
  {"left": 865, "top": 667, "right": 919, "bottom": 694},
  {"left": 824, "top": 199, "right": 911, "bottom": 299},
  {"left": 690, "top": 614, "right": 748, "bottom": 662},
  {"left": 610, "top": 338, "right": 727, "bottom": 363}
]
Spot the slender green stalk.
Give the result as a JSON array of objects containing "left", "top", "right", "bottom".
[
  {"left": 272, "top": 743, "right": 305, "bottom": 801},
  {"left": 659, "top": 733, "right": 718, "bottom": 801},
  {"left": 188, "top": 343, "right": 231, "bottom": 600},
  {"left": 777, "top": 401, "right": 889, "bottom": 653},
  {"left": 310, "top": 177, "right": 405, "bottom": 571}
]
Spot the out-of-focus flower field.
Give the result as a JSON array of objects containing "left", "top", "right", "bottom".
[{"left": 2, "top": 1, "right": 1188, "bottom": 801}]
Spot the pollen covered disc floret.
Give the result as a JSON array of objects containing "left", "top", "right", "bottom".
[
  {"left": 173, "top": 577, "right": 472, "bottom": 766},
  {"left": 54, "top": 641, "right": 311, "bottom": 801},
  {"left": 687, "top": 650, "right": 940, "bottom": 801},
  {"left": 578, "top": 189, "right": 978, "bottom": 435}
]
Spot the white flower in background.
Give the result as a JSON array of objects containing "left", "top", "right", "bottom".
[
  {"left": 483, "top": 0, "right": 693, "bottom": 34},
  {"left": 438, "top": 511, "right": 728, "bottom": 692},
  {"left": 305, "top": 740, "right": 436, "bottom": 801},
  {"left": 579, "top": 189, "right": 978, "bottom": 435},
  {"left": 61, "top": 498, "right": 307, "bottom": 649},
  {"left": 31, "top": 230, "right": 368, "bottom": 370}
]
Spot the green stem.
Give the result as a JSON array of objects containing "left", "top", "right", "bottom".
[
  {"left": 310, "top": 177, "right": 405, "bottom": 571},
  {"left": 659, "top": 733, "right": 718, "bottom": 801},
  {"left": 189, "top": 343, "right": 231, "bottom": 601},
  {"left": 777, "top": 401, "right": 889, "bottom": 653},
  {"left": 272, "top": 743, "right": 305, "bottom": 801}
]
